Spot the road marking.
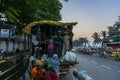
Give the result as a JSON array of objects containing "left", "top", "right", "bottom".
[
  {"left": 101, "top": 65, "right": 112, "bottom": 70},
  {"left": 82, "top": 58, "right": 88, "bottom": 61},
  {"left": 90, "top": 61, "right": 97, "bottom": 64}
]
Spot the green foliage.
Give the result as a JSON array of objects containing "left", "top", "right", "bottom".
[
  {"left": 92, "top": 32, "right": 101, "bottom": 44},
  {"left": 100, "top": 30, "right": 107, "bottom": 39},
  {"left": 63, "top": 0, "right": 69, "bottom": 2},
  {"left": 107, "top": 16, "right": 120, "bottom": 36},
  {"left": 25, "top": 0, "right": 62, "bottom": 21},
  {"left": 78, "top": 37, "right": 89, "bottom": 47},
  {"left": 0, "top": 0, "right": 19, "bottom": 22},
  {"left": 0, "top": 0, "right": 63, "bottom": 34},
  {"left": 5, "top": 8, "right": 19, "bottom": 23}
]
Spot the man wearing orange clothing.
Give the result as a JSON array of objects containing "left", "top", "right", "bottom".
[{"left": 30, "top": 61, "right": 46, "bottom": 80}]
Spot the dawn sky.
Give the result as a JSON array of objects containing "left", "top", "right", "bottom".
[{"left": 60, "top": 0, "right": 120, "bottom": 43}]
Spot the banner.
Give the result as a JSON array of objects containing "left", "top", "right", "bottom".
[{"left": 0, "top": 29, "right": 10, "bottom": 38}]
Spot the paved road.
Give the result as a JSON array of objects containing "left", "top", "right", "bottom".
[
  {"left": 74, "top": 53, "right": 120, "bottom": 80},
  {"left": 20, "top": 52, "right": 120, "bottom": 80}
]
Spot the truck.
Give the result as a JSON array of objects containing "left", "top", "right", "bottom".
[{"left": 23, "top": 20, "right": 78, "bottom": 75}]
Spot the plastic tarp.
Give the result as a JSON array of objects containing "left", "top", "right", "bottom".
[{"left": 63, "top": 51, "right": 77, "bottom": 62}]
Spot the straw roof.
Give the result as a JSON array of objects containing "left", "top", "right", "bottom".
[{"left": 23, "top": 20, "right": 77, "bottom": 34}]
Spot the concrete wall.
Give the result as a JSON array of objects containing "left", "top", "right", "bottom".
[
  {"left": 8, "top": 42, "right": 13, "bottom": 51},
  {"left": 0, "top": 40, "right": 24, "bottom": 52}
]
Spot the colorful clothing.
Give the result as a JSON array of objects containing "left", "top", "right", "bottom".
[
  {"left": 31, "top": 67, "right": 46, "bottom": 80},
  {"left": 50, "top": 56, "right": 60, "bottom": 73},
  {"left": 47, "top": 44, "right": 56, "bottom": 57},
  {"left": 48, "top": 44, "right": 56, "bottom": 52},
  {"left": 78, "top": 70, "right": 86, "bottom": 80},
  {"left": 46, "top": 71, "right": 59, "bottom": 80}
]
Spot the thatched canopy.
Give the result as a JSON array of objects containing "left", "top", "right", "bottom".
[{"left": 23, "top": 20, "right": 77, "bottom": 34}]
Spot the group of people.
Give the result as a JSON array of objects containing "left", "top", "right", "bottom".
[
  {"left": 32, "top": 29, "right": 72, "bottom": 58},
  {"left": 47, "top": 30, "right": 73, "bottom": 62},
  {"left": 28, "top": 53, "right": 60, "bottom": 80},
  {"left": 30, "top": 28, "right": 80, "bottom": 80}
]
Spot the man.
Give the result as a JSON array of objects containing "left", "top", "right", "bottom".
[
  {"left": 62, "top": 31, "right": 70, "bottom": 56},
  {"left": 53, "top": 31, "right": 63, "bottom": 58},
  {"left": 31, "top": 61, "right": 46, "bottom": 80},
  {"left": 46, "top": 54, "right": 59, "bottom": 80},
  {"left": 50, "top": 54, "right": 60, "bottom": 73}
]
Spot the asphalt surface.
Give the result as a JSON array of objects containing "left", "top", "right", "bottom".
[
  {"left": 74, "top": 53, "right": 120, "bottom": 80},
  {"left": 20, "top": 52, "right": 120, "bottom": 80}
]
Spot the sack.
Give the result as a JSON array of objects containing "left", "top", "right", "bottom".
[
  {"left": 63, "top": 51, "right": 77, "bottom": 62},
  {"left": 82, "top": 73, "right": 93, "bottom": 80}
]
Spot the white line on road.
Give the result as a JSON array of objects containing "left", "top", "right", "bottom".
[
  {"left": 90, "top": 61, "right": 97, "bottom": 64},
  {"left": 101, "top": 65, "right": 112, "bottom": 70},
  {"left": 82, "top": 58, "right": 88, "bottom": 61}
]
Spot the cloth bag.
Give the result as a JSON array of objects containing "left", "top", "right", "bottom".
[{"left": 63, "top": 51, "right": 77, "bottom": 62}]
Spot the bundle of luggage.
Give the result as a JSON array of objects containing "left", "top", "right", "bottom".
[{"left": 63, "top": 51, "right": 77, "bottom": 62}]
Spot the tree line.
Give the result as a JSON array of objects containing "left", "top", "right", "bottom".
[
  {"left": 74, "top": 16, "right": 120, "bottom": 48},
  {"left": 0, "top": 0, "right": 68, "bottom": 34},
  {"left": 0, "top": 0, "right": 69, "bottom": 52}
]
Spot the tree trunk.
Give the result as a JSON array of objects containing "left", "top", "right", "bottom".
[
  {"left": 0, "top": 29, "right": 1, "bottom": 49},
  {"left": 24, "top": 33, "right": 27, "bottom": 51},
  {"left": 13, "top": 39, "right": 15, "bottom": 52},
  {"left": 27, "top": 34, "right": 30, "bottom": 51},
  {"left": 6, "top": 40, "right": 9, "bottom": 52}
]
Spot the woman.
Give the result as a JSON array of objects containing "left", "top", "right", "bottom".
[{"left": 47, "top": 39, "right": 56, "bottom": 57}]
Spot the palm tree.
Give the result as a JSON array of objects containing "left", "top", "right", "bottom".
[
  {"left": 73, "top": 40, "right": 79, "bottom": 47},
  {"left": 92, "top": 32, "right": 101, "bottom": 46},
  {"left": 92, "top": 32, "right": 102, "bottom": 54},
  {"left": 101, "top": 31, "right": 107, "bottom": 39},
  {"left": 100, "top": 30, "right": 107, "bottom": 48},
  {"left": 78, "top": 37, "right": 89, "bottom": 48},
  {"left": 100, "top": 30, "right": 107, "bottom": 57}
]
